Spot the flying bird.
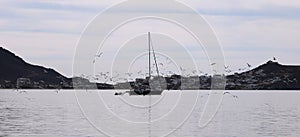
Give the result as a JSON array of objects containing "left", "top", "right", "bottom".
[
  {"left": 95, "top": 52, "right": 103, "bottom": 58},
  {"left": 92, "top": 52, "right": 103, "bottom": 63},
  {"left": 223, "top": 92, "right": 238, "bottom": 98},
  {"left": 18, "top": 90, "right": 27, "bottom": 94},
  {"left": 166, "top": 58, "right": 172, "bottom": 64},
  {"left": 168, "top": 71, "right": 175, "bottom": 75},
  {"left": 211, "top": 63, "right": 216, "bottom": 66},
  {"left": 212, "top": 69, "right": 217, "bottom": 73},
  {"left": 192, "top": 70, "right": 197, "bottom": 74},
  {"left": 125, "top": 72, "right": 133, "bottom": 77},
  {"left": 137, "top": 70, "right": 142, "bottom": 74},
  {"left": 225, "top": 69, "right": 232, "bottom": 73},
  {"left": 180, "top": 66, "right": 185, "bottom": 72},
  {"left": 247, "top": 63, "right": 252, "bottom": 68}
]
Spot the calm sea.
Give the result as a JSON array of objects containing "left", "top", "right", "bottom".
[{"left": 0, "top": 90, "right": 299, "bottom": 137}]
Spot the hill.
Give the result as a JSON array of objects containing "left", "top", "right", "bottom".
[
  {"left": 226, "top": 60, "right": 300, "bottom": 90},
  {"left": 1, "top": 46, "right": 300, "bottom": 90},
  {"left": 116, "top": 61, "right": 300, "bottom": 90},
  {"left": 0, "top": 47, "right": 72, "bottom": 89}
]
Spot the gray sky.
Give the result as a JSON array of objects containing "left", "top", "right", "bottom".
[{"left": 1, "top": 0, "right": 300, "bottom": 77}]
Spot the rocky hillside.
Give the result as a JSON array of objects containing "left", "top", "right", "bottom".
[
  {"left": 226, "top": 60, "right": 300, "bottom": 90},
  {"left": 0, "top": 47, "right": 72, "bottom": 88},
  {"left": 116, "top": 61, "right": 300, "bottom": 90}
]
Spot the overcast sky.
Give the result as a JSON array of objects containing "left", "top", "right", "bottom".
[{"left": 0, "top": 0, "right": 300, "bottom": 77}]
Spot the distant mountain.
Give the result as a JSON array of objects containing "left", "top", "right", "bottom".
[
  {"left": 226, "top": 60, "right": 300, "bottom": 90},
  {"left": 0, "top": 47, "right": 71, "bottom": 88},
  {"left": 1, "top": 46, "right": 300, "bottom": 90}
]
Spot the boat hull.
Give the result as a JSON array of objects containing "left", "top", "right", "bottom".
[{"left": 128, "top": 89, "right": 163, "bottom": 96}]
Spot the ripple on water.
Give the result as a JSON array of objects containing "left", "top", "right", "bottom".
[{"left": 0, "top": 90, "right": 300, "bottom": 136}]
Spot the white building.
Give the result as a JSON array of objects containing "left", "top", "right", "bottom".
[{"left": 16, "top": 78, "right": 31, "bottom": 88}]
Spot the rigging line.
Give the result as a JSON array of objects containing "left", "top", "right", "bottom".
[
  {"left": 150, "top": 37, "right": 160, "bottom": 77},
  {"left": 150, "top": 35, "right": 163, "bottom": 90}
]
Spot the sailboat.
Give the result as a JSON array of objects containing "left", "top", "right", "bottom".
[
  {"left": 128, "top": 32, "right": 164, "bottom": 96},
  {"left": 115, "top": 32, "right": 164, "bottom": 96}
]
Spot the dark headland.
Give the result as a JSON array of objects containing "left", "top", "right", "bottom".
[{"left": 0, "top": 47, "right": 299, "bottom": 90}]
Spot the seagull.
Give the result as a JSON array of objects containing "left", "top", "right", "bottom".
[
  {"left": 115, "top": 91, "right": 129, "bottom": 96},
  {"left": 99, "top": 72, "right": 108, "bottom": 76},
  {"left": 166, "top": 58, "right": 172, "bottom": 64},
  {"left": 247, "top": 63, "right": 252, "bottom": 68},
  {"left": 225, "top": 69, "right": 232, "bottom": 73},
  {"left": 224, "top": 65, "right": 229, "bottom": 69},
  {"left": 93, "top": 52, "right": 103, "bottom": 63},
  {"left": 211, "top": 63, "right": 216, "bottom": 66},
  {"left": 125, "top": 72, "right": 133, "bottom": 77},
  {"left": 192, "top": 70, "right": 197, "bottom": 74},
  {"left": 137, "top": 70, "right": 142, "bottom": 74},
  {"left": 287, "top": 78, "right": 293, "bottom": 83},
  {"left": 112, "top": 74, "right": 120, "bottom": 79},
  {"left": 212, "top": 69, "right": 217, "bottom": 73},
  {"left": 283, "top": 80, "right": 289, "bottom": 85},
  {"left": 223, "top": 92, "right": 238, "bottom": 98},
  {"left": 168, "top": 71, "right": 175, "bottom": 75},
  {"left": 95, "top": 52, "right": 103, "bottom": 58},
  {"left": 293, "top": 78, "right": 298, "bottom": 82},
  {"left": 238, "top": 68, "right": 247, "bottom": 71},
  {"left": 180, "top": 67, "right": 186, "bottom": 72},
  {"left": 18, "top": 90, "right": 27, "bottom": 94},
  {"left": 94, "top": 77, "right": 99, "bottom": 81}
]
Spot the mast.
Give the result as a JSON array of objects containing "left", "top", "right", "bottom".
[
  {"left": 148, "top": 32, "right": 152, "bottom": 136},
  {"left": 148, "top": 32, "right": 151, "bottom": 79}
]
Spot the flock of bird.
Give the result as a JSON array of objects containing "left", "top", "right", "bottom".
[
  {"left": 91, "top": 51, "right": 279, "bottom": 84},
  {"left": 14, "top": 52, "right": 275, "bottom": 98},
  {"left": 90, "top": 51, "right": 279, "bottom": 99},
  {"left": 11, "top": 54, "right": 281, "bottom": 100}
]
